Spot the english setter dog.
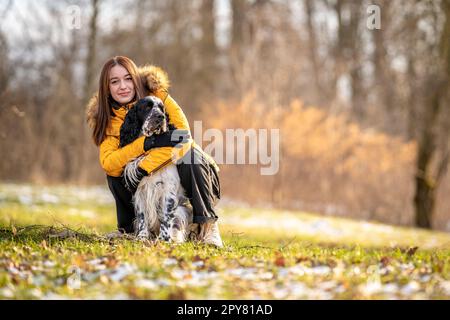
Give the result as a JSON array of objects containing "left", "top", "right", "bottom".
[{"left": 119, "top": 96, "right": 193, "bottom": 243}]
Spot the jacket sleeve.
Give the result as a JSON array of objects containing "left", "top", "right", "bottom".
[
  {"left": 157, "top": 90, "right": 190, "bottom": 132},
  {"left": 99, "top": 135, "right": 146, "bottom": 177},
  {"left": 138, "top": 91, "right": 193, "bottom": 175}
]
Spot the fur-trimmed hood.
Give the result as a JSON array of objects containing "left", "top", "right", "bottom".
[{"left": 86, "top": 64, "right": 170, "bottom": 129}]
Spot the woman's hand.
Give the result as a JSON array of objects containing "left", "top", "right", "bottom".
[{"left": 143, "top": 129, "right": 190, "bottom": 151}]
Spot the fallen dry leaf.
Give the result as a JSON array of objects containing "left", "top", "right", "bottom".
[
  {"left": 274, "top": 253, "right": 286, "bottom": 267},
  {"left": 72, "top": 255, "right": 86, "bottom": 268},
  {"left": 296, "top": 256, "right": 310, "bottom": 264},
  {"left": 406, "top": 247, "right": 419, "bottom": 257},
  {"left": 105, "top": 257, "right": 119, "bottom": 268},
  {"left": 380, "top": 256, "right": 391, "bottom": 266},
  {"left": 40, "top": 240, "right": 47, "bottom": 249}
]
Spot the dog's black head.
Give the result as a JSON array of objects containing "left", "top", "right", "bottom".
[
  {"left": 142, "top": 100, "right": 168, "bottom": 136},
  {"left": 119, "top": 96, "right": 166, "bottom": 147},
  {"left": 134, "top": 96, "right": 163, "bottom": 123}
]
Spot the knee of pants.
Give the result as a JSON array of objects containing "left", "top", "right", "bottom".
[
  {"left": 106, "top": 176, "right": 135, "bottom": 233},
  {"left": 107, "top": 175, "right": 125, "bottom": 191},
  {"left": 107, "top": 175, "right": 134, "bottom": 199}
]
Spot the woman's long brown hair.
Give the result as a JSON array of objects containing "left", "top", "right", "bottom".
[{"left": 92, "top": 56, "right": 145, "bottom": 146}]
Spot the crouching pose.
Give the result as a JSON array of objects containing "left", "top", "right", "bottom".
[{"left": 86, "top": 55, "right": 223, "bottom": 247}]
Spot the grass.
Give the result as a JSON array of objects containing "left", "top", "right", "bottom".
[{"left": 1, "top": 183, "right": 450, "bottom": 299}]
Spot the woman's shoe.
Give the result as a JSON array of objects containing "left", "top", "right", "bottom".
[{"left": 199, "top": 221, "right": 223, "bottom": 248}]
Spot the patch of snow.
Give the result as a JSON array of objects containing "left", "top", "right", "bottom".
[
  {"left": 135, "top": 279, "right": 159, "bottom": 290},
  {"left": 0, "top": 287, "right": 14, "bottom": 298},
  {"left": 163, "top": 258, "right": 178, "bottom": 267},
  {"left": 192, "top": 260, "right": 204, "bottom": 268},
  {"left": 108, "top": 263, "right": 136, "bottom": 282},
  {"left": 40, "top": 193, "right": 60, "bottom": 204},
  {"left": 439, "top": 281, "right": 450, "bottom": 295},
  {"left": 18, "top": 194, "right": 33, "bottom": 205},
  {"left": 401, "top": 281, "right": 421, "bottom": 295}
]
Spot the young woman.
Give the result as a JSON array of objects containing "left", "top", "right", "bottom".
[{"left": 86, "top": 56, "right": 223, "bottom": 247}]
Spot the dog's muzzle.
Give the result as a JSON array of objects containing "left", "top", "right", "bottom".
[{"left": 142, "top": 107, "right": 167, "bottom": 136}]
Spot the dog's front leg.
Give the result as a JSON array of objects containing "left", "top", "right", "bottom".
[
  {"left": 158, "top": 197, "right": 172, "bottom": 242},
  {"left": 136, "top": 211, "right": 150, "bottom": 240},
  {"left": 158, "top": 193, "right": 179, "bottom": 242}
]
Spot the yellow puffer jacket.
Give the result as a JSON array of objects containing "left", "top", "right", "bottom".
[{"left": 86, "top": 65, "right": 218, "bottom": 177}]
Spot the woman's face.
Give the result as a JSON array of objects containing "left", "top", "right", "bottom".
[{"left": 109, "top": 64, "right": 135, "bottom": 105}]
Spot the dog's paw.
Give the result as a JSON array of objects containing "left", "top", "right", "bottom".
[
  {"left": 169, "top": 229, "right": 186, "bottom": 244},
  {"left": 136, "top": 230, "right": 150, "bottom": 241},
  {"left": 157, "top": 234, "right": 171, "bottom": 242}
]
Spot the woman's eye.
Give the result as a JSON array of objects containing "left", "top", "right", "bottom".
[
  {"left": 125, "top": 77, "right": 132, "bottom": 81},
  {"left": 111, "top": 80, "right": 118, "bottom": 84}
]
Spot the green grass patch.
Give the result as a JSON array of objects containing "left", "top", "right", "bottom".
[{"left": 1, "top": 183, "right": 450, "bottom": 299}]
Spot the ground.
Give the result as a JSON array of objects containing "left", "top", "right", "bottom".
[{"left": 0, "top": 183, "right": 450, "bottom": 299}]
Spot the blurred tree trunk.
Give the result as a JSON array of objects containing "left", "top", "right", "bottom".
[
  {"left": 0, "top": 29, "right": 11, "bottom": 172},
  {"left": 414, "top": 0, "right": 450, "bottom": 229},
  {"left": 231, "top": 0, "right": 247, "bottom": 50},
  {"left": 197, "top": 0, "right": 218, "bottom": 100},
  {"left": 372, "top": 1, "right": 395, "bottom": 127},
  {"left": 133, "top": 0, "right": 146, "bottom": 62},
  {"left": 0, "top": 1, "right": 12, "bottom": 99},
  {"left": 229, "top": 0, "right": 249, "bottom": 99},
  {"left": 79, "top": 0, "right": 99, "bottom": 183},
  {"left": 331, "top": 0, "right": 344, "bottom": 101},
  {"left": 0, "top": 32, "right": 9, "bottom": 99},
  {"left": 83, "top": 0, "right": 99, "bottom": 105},
  {"left": 406, "top": 53, "right": 418, "bottom": 141},
  {"left": 330, "top": 0, "right": 365, "bottom": 118},
  {"left": 414, "top": 81, "right": 446, "bottom": 228},
  {"left": 347, "top": 0, "right": 365, "bottom": 120},
  {"left": 305, "top": 0, "right": 325, "bottom": 104}
]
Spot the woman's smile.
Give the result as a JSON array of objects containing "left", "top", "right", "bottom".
[{"left": 109, "top": 64, "right": 136, "bottom": 104}]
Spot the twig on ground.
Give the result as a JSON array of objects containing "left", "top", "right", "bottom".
[{"left": 280, "top": 237, "right": 297, "bottom": 250}]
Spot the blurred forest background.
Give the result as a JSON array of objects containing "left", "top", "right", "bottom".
[{"left": 0, "top": 0, "right": 449, "bottom": 231}]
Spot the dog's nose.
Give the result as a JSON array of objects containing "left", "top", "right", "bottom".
[{"left": 157, "top": 113, "right": 164, "bottom": 119}]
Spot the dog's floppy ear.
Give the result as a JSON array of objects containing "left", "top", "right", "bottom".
[
  {"left": 134, "top": 96, "right": 152, "bottom": 110},
  {"left": 136, "top": 96, "right": 155, "bottom": 122},
  {"left": 161, "top": 105, "right": 176, "bottom": 131},
  {"left": 119, "top": 105, "right": 141, "bottom": 147},
  {"left": 165, "top": 108, "right": 176, "bottom": 131}
]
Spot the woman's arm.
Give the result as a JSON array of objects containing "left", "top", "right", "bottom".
[
  {"left": 157, "top": 89, "right": 190, "bottom": 132},
  {"left": 99, "top": 135, "right": 146, "bottom": 177}
]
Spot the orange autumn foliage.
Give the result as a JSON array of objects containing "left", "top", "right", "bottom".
[{"left": 200, "top": 96, "right": 424, "bottom": 226}]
